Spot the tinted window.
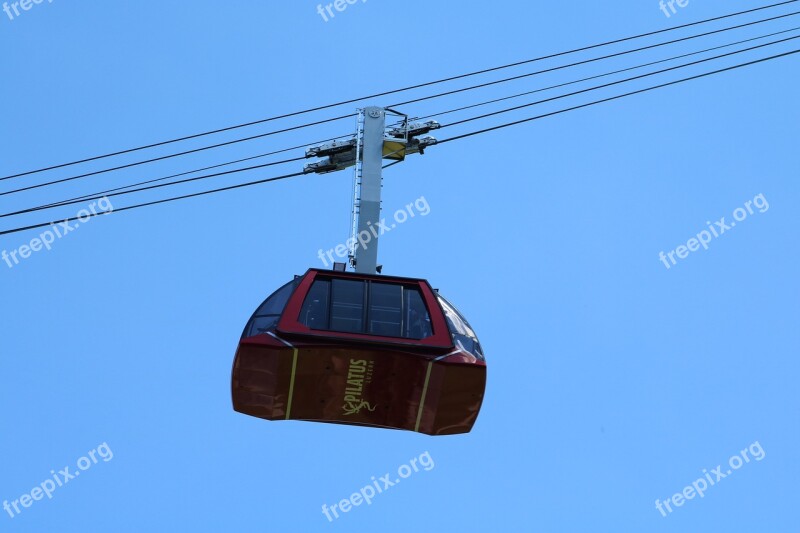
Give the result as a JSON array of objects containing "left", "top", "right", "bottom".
[
  {"left": 404, "top": 288, "right": 432, "bottom": 339},
  {"left": 299, "top": 277, "right": 432, "bottom": 340},
  {"left": 437, "top": 295, "right": 484, "bottom": 359},
  {"left": 369, "top": 283, "right": 402, "bottom": 336},
  {"left": 330, "top": 279, "right": 365, "bottom": 333},
  {"left": 300, "top": 278, "right": 330, "bottom": 330},
  {"left": 243, "top": 279, "right": 297, "bottom": 338}
]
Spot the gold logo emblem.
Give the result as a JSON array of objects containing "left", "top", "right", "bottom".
[
  {"left": 342, "top": 400, "right": 377, "bottom": 416},
  {"left": 341, "top": 359, "right": 375, "bottom": 416}
]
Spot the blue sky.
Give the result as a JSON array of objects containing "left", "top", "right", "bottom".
[{"left": 1, "top": 1, "right": 798, "bottom": 531}]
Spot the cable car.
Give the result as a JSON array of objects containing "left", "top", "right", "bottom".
[
  {"left": 232, "top": 106, "right": 486, "bottom": 435},
  {"left": 232, "top": 268, "right": 486, "bottom": 435}
]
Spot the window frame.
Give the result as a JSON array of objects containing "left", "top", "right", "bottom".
[
  {"left": 279, "top": 269, "right": 453, "bottom": 349},
  {"left": 299, "top": 277, "right": 431, "bottom": 340}
]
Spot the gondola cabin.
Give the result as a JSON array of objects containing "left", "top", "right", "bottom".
[{"left": 232, "top": 268, "right": 486, "bottom": 436}]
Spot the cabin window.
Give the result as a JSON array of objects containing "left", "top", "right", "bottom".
[
  {"left": 299, "top": 278, "right": 331, "bottom": 330},
  {"left": 243, "top": 279, "right": 297, "bottom": 338},
  {"left": 331, "top": 279, "right": 365, "bottom": 333},
  {"left": 404, "top": 288, "right": 433, "bottom": 339},
  {"left": 437, "top": 295, "right": 484, "bottom": 359},
  {"left": 369, "top": 282, "right": 402, "bottom": 336},
  {"left": 299, "top": 277, "right": 432, "bottom": 340}
]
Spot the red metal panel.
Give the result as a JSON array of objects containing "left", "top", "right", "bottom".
[
  {"left": 232, "top": 339, "right": 486, "bottom": 435},
  {"left": 423, "top": 356, "right": 487, "bottom": 436},
  {"left": 231, "top": 334, "right": 290, "bottom": 420}
]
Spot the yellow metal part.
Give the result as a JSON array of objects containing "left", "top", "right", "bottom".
[{"left": 383, "top": 140, "right": 407, "bottom": 161}]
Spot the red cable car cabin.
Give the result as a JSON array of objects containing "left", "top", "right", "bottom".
[{"left": 232, "top": 268, "right": 486, "bottom": 436}]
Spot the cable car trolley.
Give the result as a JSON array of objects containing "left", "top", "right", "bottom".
[{"left": 231, "top": 107, "right": 486, "bottom": 435}]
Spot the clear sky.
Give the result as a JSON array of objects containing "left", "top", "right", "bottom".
[{"left": 1, "top": 1, "right": 798, "bottom": 531}]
